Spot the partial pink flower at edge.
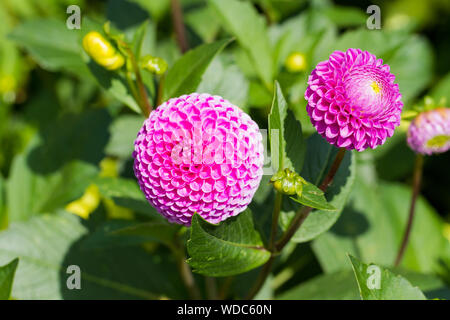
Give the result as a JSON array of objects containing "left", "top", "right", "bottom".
[{"left": 407, "top": 108, "right": 450, "bottom": 155}]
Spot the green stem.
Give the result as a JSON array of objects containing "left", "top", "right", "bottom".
[
  {"left": 394, "top": 154, "right": 424, "bottom": 267},
  {"left": 275, "top": 148, "right": 346, "bottom": 252},
  {"left": 156, "top": 74, "right": 165, "bottom": 107},
  {"left": 167, "top": 240, "right": 202, "bottom": 300},
  {"left": 245, "top": 191, "right": 283, "bottom": 299},
  {"left": 246, "top": 148, "right": 347, "bottom": 300},
  {"left": 120, "top": 42, "right": 152, "bottom": 117}
]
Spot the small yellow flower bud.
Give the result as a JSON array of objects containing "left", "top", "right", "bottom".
[
  {"left": 65, "top": 184, "right": 101, "bottom": 219},
  {"left": 285, "top": 52, "right": 307, "bottom": 73},
  {"left": 82, "top": 31, "right": 125, "bottom": 70}
]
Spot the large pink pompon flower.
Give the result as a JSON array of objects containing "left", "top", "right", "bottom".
[
  {"left": 305, "top": 48, "right": 403, "bottom": 151},
  {"left": 407, "top": 108, "right": 450, "bottom": 155},
  {"left": 133, "top": 93, "right": 264, "bottom": 226}
]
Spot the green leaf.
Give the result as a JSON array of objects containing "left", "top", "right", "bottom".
[
  {"left": 312, "top": 160, "right": 448, "bottom": 274},
  {"left": 268, "top": 81, "right": 305, "bottom": 173},
  {"left": 277, "top": 268, "right": 447, "bottom": 300},
  {"left": 187, "top": 210, "right": 270, "bottom": 276},
  {"left": 6, "top": 109, "right": 110, "bottom": 222},
  {"left": 0, "top": 175, "right": 5, "bottom": 229},
  {"left": 280, "top": 134, "right": 356, "bottom": 242},
  {"left": 197, "top": 57, "right": 249, "bottom": 108},
  {"left": 209, "top": 0, "right": 274, "bottom": 88},
  {"left": 163, "top": 38, "right": 232, "bottom": 101},
  {"left": 348, "top": 255, "right": 426, "bottom": 300},
  {"left": 95, "top": 177, "right": 160, "bottom": 218},
  {"left": 9, "top": 18, "right": 88, "bottom": 76},
  {"left": 0, "top": 211, "right": 186, "bottom": 299},
  {"left": 0, "top": 258, "right": 18, "bottom": 300},
  {"left": 87, "top": 61, "right": 142, "bottom": 114},
  {"left": 431, "top": 72, "right": 450, "bottom": 104},
  {"left": 185, "top": 6, "right": 221, "bottom": 43},
  {"left": 322, "top": 6, "right": 366, "bottom": 27},
  {"left": 79, "top": 220, "right": 179, "bottom": 249},
  {"left": 130, "top": 0, "right": 170, "bottom": 22},
  {"left": 105, "top": 114, "right": 144, "bottom": 158},
  {"left": 277, "top": 271, "right": 360, "bottom": 300},
  {"left": 291, "top": 182, "right": 335, "bottom": 211}
]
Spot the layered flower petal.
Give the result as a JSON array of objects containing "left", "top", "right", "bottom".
[
  {"left": 407, "top": 108, "right": 450, "bottom": 155},
  {"left": 305, "top": 48, "right": 403, "bottom": 151},
  {"left": 133, "top": 93, "right": 264, "bottom": 226}
]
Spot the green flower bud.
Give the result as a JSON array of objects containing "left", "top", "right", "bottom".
[
  {"left": 270, "top": 168, "right": 307, "bottom": 196},
  {"left": 141, "top": 55, "right": 168, "bottom": 75}
]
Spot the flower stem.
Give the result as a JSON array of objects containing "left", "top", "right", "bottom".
[
  {"left": 120, "top": 41, "right": 152, "bottom": 117},
  {"left": 156, "top": 74, "right": 166, "bottom": 107},
  {"left": 246, "top": 148, "right": 347, "bottom": 300},
  {"left": 275, "top": 148, "right": 346, "bottom": 251},
  {"left": 170, "top": 0, "right": 189, "bottom": 53},
  {"left": 394, "top": 154, "right": 424, "bottom": 267},
  {"left": 245, "top": 192, "right": 283, "bottom": 299},
  {"left": 269, "top": 192, "right": 283, "bottom": 250},
  {"left": 168, "top": 239, "right": 202, "bottom": 300}
]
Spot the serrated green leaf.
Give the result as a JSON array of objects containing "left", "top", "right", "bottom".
[
  {"left": 187, "top": 210, "right": 270, "bottom": 277},
  {"left": 280, "top": 134, "right": 356, "bottom": 242},
  {"left": 291, "top": 182, "right": 335, "bottom": 211},
  {"left": 277, "top": 267, "right": 447, "bottom": 300},
  {"left": 163, "top": 38, "right": 232, "bottom": 101},
  {"left": 268, "top": 81, "right": 305, "bottom": 173},
  {"left": 348, "top": 254, "right": 426, "bottom": 300},
  {"left": 209, "top": 0, "right": 274, "bottom": 88},
  {"left": 0, "top": 258, "right": 18, "bottom": 300}
]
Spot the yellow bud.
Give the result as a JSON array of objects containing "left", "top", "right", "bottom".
[
  {"left": 443, "top": 223, "right": 450, "bottom": 242},
  {"left": 103, "top": 198, "right": 134, "bottom": 220},
  {"left": 65, "top": 184, "right": 101, "bottom": 219},
  {"left": 285, "top": 52, "right": 307, "bottom": 73},
  {"left": 0, "top": 74, "right": 16, "bottom": 94},
  {"left": 82, "top": 31, "right": 125, "bottom": 70},
  {"left": 100, "top": 157, "right": 119, "bottom": 178}
]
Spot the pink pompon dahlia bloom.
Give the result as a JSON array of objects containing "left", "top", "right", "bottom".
[
  {"left": 407, "top": 108, "right": 450, "bottom": 155},
  {"left": 305, "top": 48, "right": 403, "bottom": 151},
  {"left": 133, "top": 93, "right": 264, "bottom": 226}
]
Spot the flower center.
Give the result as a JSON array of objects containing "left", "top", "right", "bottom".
[
  {"left": 344, "top": 67, "right": 387, "bottom": 116},
  {"left": 426, "top": 135, "right": 450, "bottom": 148},
  {"left": 370, "top": 81, "right": 381, "bottom": 94}
]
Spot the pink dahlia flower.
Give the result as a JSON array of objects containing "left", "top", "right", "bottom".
[
  {"left": 407, "top": 108, "right": 450, "bottom": 155},
  {"left": 133, "top": 93, "right": 264, "bottom": 226},
  {"left": 305, "top": 48, "right": 403, "bottom": 151}
]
